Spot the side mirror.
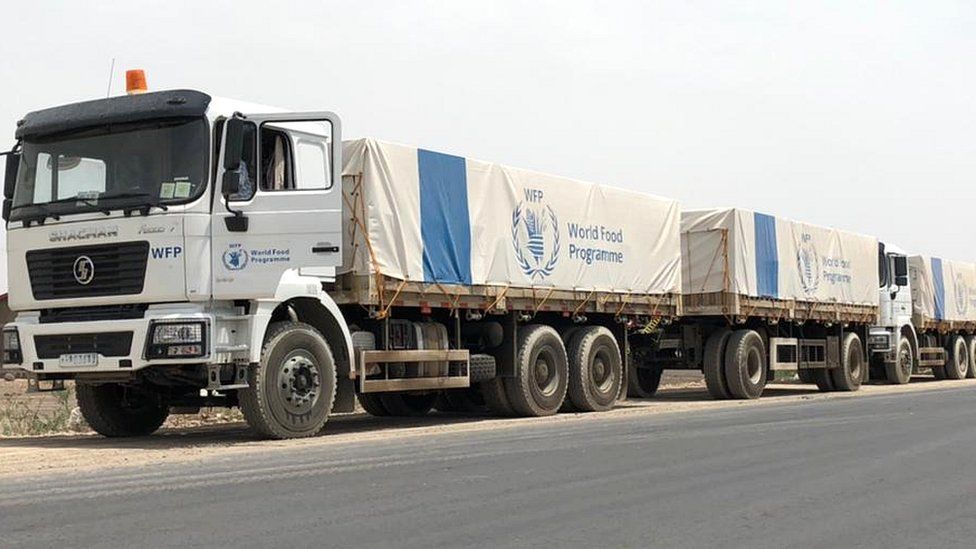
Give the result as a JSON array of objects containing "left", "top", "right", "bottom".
[
  {"left": 3, "top": 151, "right": 19, "bottom": 199},
  {"left": 893, "top": 255, "right": 908, "bottom": 287},
  {"left": 222, "top": 117, "right": 245, "bottom": 171}
]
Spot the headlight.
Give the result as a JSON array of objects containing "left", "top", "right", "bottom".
[
  {"left": 2, "top": 328, "right": 22, "bottom": 364},
  {"left": 868, "top": 333, "right": 891, "bottom": 350},
  {"left": 147, "top": 321, "right": 207, "bottom": 359}
]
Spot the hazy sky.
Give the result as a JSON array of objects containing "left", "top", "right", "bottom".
[{"left": 1, "top": 0, "right": 974, "bottom": 269}]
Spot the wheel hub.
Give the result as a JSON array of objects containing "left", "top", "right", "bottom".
[
  {"left": 279, "top": 353, "right": 320, "bottom": 408},
  {"left": 533, "top": 355, "right": 558, "bottom": 396},
  {"left": 900, "top": 348, "right": 912, "bottom": 378}
]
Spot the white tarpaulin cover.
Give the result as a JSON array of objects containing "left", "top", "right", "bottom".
[
  {"left": 340, "top": 139, "right": 680, "bottom": 294},
  {"left": 909, "top": 255, "right": 976, "bottom": 322},
  {"left": 681, "top": 208, "right": 879, "bottom": 306}
]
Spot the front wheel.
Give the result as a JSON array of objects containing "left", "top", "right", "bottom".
[
  {"left": 239, "top": 321, "right": 337, "bottom": 439},
  {"left": 76, "top": 382, "right": 169, "bottom": 437},
  {"left": 884, "top": 338, "right": 913, "bottom": 385}
]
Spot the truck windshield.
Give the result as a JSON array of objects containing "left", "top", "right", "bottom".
[{"left": 11, "top": 119, "right": 208, "bottom": 221}]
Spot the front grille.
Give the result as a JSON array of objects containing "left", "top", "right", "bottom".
[
  {"left": 34, "top": 332, "right": 134, "bottom": 359},
  {"left": 40, "top": 304, "right": 148, "bottom": 324},
  {"left": 27, "top": 241, "right": 150, "bottom": 300}
]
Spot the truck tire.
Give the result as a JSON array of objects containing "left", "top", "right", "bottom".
[
  {"left": 357, "top": 393, "right": 390, "bottom": 416},
  {"left": 812, "top": 368, "right": 835, "bottom": 392},
  {"left": 481, "top": 377, "right": 516, "bottom": 417},
  {"left": 75, "top": 382, "right": 169, "bottom": 437},
  {"left": 830, "top": 333, "right": 864, "bottom": 392},
  {"left": 944, "top": 335, "right": 968, "bottom": 379},
  {"left": 566, "top": 326, "right": 623, "bottom": 412},
  {"left": 469, "top": 354, "right": 497, "bottom": 383},
  {"left": 239, "top": 321, "right": 337, "bottom": 439},
  {"left": 627, "top": 362, "right": 664, "bottom": 398},
  {"left": 885, "top": 338, "right": 913, "bottom": 384},
  {"left": 378, "top": 393, "right": 437, "bottom": 416},
  {"left": 797, "top": 369, "right": 815, "bottom": 384},
  {"left": 504, "top": 324, "right": 569, "bottom": 416},
  {"left": 703, "top": 328, "right": 733, "bottom": 399},
  {"left": 967, "top": 335, "right": 976, "bottom": 379},
  {"left": 723, "top": 329, "right": 766, "bottom": 399}
]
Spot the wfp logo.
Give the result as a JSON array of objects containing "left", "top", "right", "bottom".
[
  {"left": 512, "top": 189, "right": 559, "bottom": 280},
  {"left": 797, "top": 234, "right": 821, "bottom": 294},
  {"left": 954, "top": 272, "right": 969, "bottom": 316},
  {"left": 222, "top": 243, "right": 249, "bottom": 271}
]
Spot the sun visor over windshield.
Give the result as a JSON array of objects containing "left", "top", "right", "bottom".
[{"left": 15, "top": 90, "right": 212, "bottom": 140}]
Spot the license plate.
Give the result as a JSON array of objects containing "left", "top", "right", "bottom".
[{"left": 59, "top": 353, "right": 99, "bottom": 368}]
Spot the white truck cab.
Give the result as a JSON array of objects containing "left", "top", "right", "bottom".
[
  {"left": 869, "top": 243, "right": 916, "bottom": 383},
  {"left": 1, "top": 88, "right": 359, "bottom": 438},
  {"left": 869, "top": 242, "right": 970, "bottom": 383}
]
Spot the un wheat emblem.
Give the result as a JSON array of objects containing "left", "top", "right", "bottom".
[{"left": 512, "top": 202, "right": 560, "bottom": 280}]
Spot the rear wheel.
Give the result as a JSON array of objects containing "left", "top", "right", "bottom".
[
  {"left": 812, "top": 367, "right": 835, "bottom": 392},
  {"left": 944, "top": 335, "right": 968, "bottom": 379},
  {"left": 481, "top": 377, "right": 516, "bottom": 417},
  {"left": 723, "top": 329, "right": 766, "bottom": 400},
  {"left": 830, "top": 333, "right": 864, "bottom": 392},
  {"left": 885, "top": 338, "right": 913, "bottom": 384},
  {"left": 566, "top": 326, "right": 623, "bottom": 412},
  {"left": 703, "top": 328, "right": 732, "bottom": 399},
  {"left": 967, "top": 336, "right": 976, "bottom": 379},
  {"left": 504, "top": 324, "right": 569, "bottom": 417},
  {"left": 76, "top": 382, "right": 169, "bottom": 437},
  {"left": 627, "top": 362, "right": 664, "bottom": 398},
  {"left": 239, "top": 321, "right": 337, "bottom": 439}
]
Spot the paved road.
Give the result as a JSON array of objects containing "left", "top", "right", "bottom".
[{"left": 2, "top": 386, "right": 976, "bottom": 549}]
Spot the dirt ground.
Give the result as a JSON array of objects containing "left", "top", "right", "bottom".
[{"left": 1, "top": 371, "right": 970, "bottom": 480}]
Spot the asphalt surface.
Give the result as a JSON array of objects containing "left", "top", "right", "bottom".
[{"left": 3, "top": 386, "right": 976, "bottom": 549}]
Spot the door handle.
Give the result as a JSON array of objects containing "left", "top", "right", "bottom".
[{"left": 312, "top": 246, "right": 339, "bottom": 253}]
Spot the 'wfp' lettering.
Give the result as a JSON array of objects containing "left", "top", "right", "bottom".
[{"left": 151, "top": 246, "right": 183, "bottom": 259}]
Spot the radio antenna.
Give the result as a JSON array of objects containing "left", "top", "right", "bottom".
[{"left": 105, "top": 57, "right": 116, "bottom": 97}]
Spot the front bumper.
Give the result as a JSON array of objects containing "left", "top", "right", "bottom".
[{"left": 2, "top": 305, "right": 248, "bottom": 375}]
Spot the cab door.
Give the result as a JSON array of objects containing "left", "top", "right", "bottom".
[{"left": 212, "top": 112, "right": 342, "bottom": 299}]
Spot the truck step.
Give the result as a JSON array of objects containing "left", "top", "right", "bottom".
[{"left": 918, "top": 347, "right": 946, "bottom": 368}]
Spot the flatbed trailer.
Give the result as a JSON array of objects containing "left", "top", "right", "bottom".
[{"left": 632, "top": 207, "right": 880, "bottom": 400}]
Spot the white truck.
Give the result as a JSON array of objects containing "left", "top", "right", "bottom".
[
  {"left": 868, "top": 248, "right": 976, "bottom": 383},
  {"left": 630, "top": 207, "right": 881, "bottom": 399},
  {"left": 629, "top": 212, "right": 976, "bottom": 400},
  {"left": 0, "top": 85, "right": 683, "bottom": 438}
]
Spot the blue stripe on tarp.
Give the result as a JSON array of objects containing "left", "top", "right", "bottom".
[
  {"left": 418, "top": 149, "right": 472, "bottom": 285},
  {"left": 754, "top": 212, "right": 779, "bottom": 298},
  {"left": 932, "top": 257, "right": 946, "bottom": 321}
]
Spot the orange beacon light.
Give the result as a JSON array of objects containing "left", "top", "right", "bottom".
[{"left": 125, "top": 69, "right": 148, "bottom": 95}]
